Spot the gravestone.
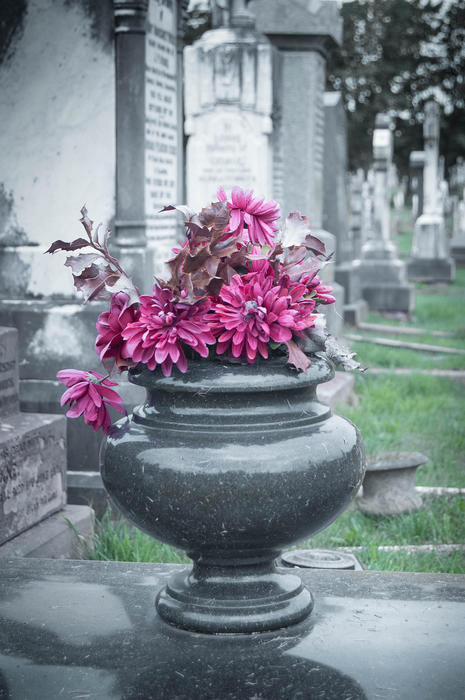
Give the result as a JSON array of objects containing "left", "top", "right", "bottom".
[
  {"left": 0, "top": 326, "right": 67, "bottom": 546},
  {"left": 323, "top": 92, "right": 367, "bottom": 325},
  {"left": 253, "top": 0, "right": 345, "bottom": 337},
  {"left": 358, "top": 114, "right": 414, "bottom": 312},
  {"left": 184, "top": 1, "right": 274, "bottom": 209},
  {"left": 407, "top": 101, "right": 455, "bottom": 282},
  {"left": 0, "top": 1, "right": 183, "bottom": 495},
  {"left": 451, "top": 196, "right": 465, "bottom": 265},
  {"left": 349, "top": 169, "right": 364, "bottom": 260},
  {"left": 409, "top": 151, "right": 425, "bottom": 222}
]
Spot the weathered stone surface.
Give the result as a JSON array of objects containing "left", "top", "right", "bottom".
[
  {"left": 0, "top": 504, "right": 93, "bottom": 559},
  {"left": 358, "top": 451, "right": 428, "bottom": 516},
  {"left": 323, "top": 91, "right": 351, "bottom": 263},
  {"left": 0, "top": 327, "right": 19, "bottom": 417},
  {"left": 252, "top": 0, "right": 342, "bottom": 48},
  {"left": 409, "top": 150, "right": 425, "bottom": 218},
  {"left": 0, "top": 411, "right": 66, "bottom": 545},
  {"left": 1, "top": 559, "right": 465, "bottom": 699},
  {"left": 317, "top": 371, "right": 355, "bottom": 409}
]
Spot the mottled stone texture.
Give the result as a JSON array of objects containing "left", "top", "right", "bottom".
[
  {"left": 0, "top": 327, "right": 19, "bottom": 417},
  {"left": 0, "top": 409, "right": 66, "bottom": 545},
  {"left": 358, "top": 452, "right": 427, "bottom": 516}
]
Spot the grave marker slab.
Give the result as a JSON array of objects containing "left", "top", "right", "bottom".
[{"left": 0, "top": 327, "right": 19, "bottom": 417}]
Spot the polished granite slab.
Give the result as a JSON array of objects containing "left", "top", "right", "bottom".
[{"left": 0, "top": 559, "right": 464, "bottom": 699}]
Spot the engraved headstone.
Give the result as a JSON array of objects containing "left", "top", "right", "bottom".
[
  {"left": 184, "top": 3, "right": 273, "bottom": 209},
  {"left": 408, "top": 101, "right": 455, "bottom": 282},
  {"left": 0, "top": 327, "right": 19, "bottom": 417},
  {"left": 0, "top": 327, "right": 66, "bottom": 546}
]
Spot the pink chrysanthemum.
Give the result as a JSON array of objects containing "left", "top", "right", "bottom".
[
  {"left": 209, "top": 265, "right": 317, "bottom": 363},
  {"left": 217, "top": 186, "right": 280, "bottom": 246},
  {"left": 57, "top": 369, "right": 125, "bottom": 435},
  {"left": 298, "top": 274, "right": 336, "bottom": 305},
  {"left": 95, "top": 292, "right": 140, "bottom": 368},
  {"left": 121, "top": 285, "right": 216, "bottom": 376}
]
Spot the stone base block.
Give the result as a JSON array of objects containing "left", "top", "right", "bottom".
[
  {"left": 67, "top": 470, "right": 111, "bottom": 519},
  {"left": 0, "top": 504, "right": 94, "bottom": 558},
  {"left": 335, "top": 262, "right": 362, "bottom": 304},
  {"left": 361, "top": 283, "right": 415, "bottom": 313},
  {"left": 451, "top": 239, "right": 465, "bottom": 266},
  {"left": 343, "top": 299, "right": 368, "bottom": 327},
  {"left": 407, "top": 256, "right": 455, "bottom": 282},
  {"left": 0, "top": 412, "right": 67, "bottom": 545},
  {"left": 317, "top": 371, "right": 355, "bottom": 408}
]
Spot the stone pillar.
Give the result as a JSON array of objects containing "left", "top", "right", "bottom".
[
  {"left": 407, "top": 101, "right": 455, "bottom": 282},
  {"left": 184, "top": 1, "right": 274, "bottom": 209},
  {"left": 358, "top": 114, "right": 414, "bottom": 312},
  {"left": 253, "top": 0, "right": 345, "bottom": 336},
  {"left": 409, "top": 151, "right": 425, "bottom": 219},
  {"left": 323, "top": 92, "right": 367, "bottom": 325},
  {"left": 113, "top": 0, "right": 150, "bottom": 289},
  {"left": 451, "top": 195, "right": 465, "bottom": 265},
  {"left": 350, "top": 169, "right": 364, "bottom": 260}
]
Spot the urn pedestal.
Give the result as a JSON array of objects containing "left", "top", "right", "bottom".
[{"left": 101, "top": 356, "right": 365, "bottom": 633}]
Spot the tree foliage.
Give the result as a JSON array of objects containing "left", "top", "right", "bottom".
[{"left": 326, "top": 0, "right": 465, "bottom": 176}]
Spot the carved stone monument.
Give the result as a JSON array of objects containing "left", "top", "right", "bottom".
[
  {"left": 407, "top": 101, "right": 455, "bottom": 282},
  {"left": 409, "top": 151, "right": 425, "bottom": 221},
  {"left": 451, "top": 195, "right": 465, "bottom": 265},
  {"left": 184, "top": 1, "right": 273, "bottom": 208},
  {"left": 358, "top": 114, "right": 414, "bottom": 312}
]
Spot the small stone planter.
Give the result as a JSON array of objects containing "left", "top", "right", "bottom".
[{"left": 358, "top": 451, "right": 428, "bottom": 516}]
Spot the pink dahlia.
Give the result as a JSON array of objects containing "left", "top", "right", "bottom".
[
  {"left": 209, "top": 266, "right": 317, "bottom": 363},
  {"left": 217, "top": 186, "right": 280, "bottom": 246},
  {"left": 95, "top": 292, "right": 140, "bottom": 368},
  {"left": 57, "top": 369, "right": 125, "bottom": 435},
  {"left": 121, "top": 285, "right": 215, "bottom": 376}
]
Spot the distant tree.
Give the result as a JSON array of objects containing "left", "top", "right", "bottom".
[{"left": 327, "top": 0, "right": 465, "bottom": 176}]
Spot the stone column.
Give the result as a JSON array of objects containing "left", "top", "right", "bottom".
[
  {"left": 253, "top": 0, "right": 345, "bottom": 337},
  {"left": 451, "top": 194, "right": 465, "bottom": 265},
  {"left": 323, "top": 92, "right": 367, "bottom": 325},
  {"left": 113, "top": 0, "right": 150, "bottom": 289},
  {"left": 358, "top": 114, "right": 414, "bottom": 312},
  {"left": 407, "top": 101, "right": 455, "bottom": 282},
  {"left": 184, "top": 1, "right": 274, "bottom": 209},
  {"left": 409, "top": 151, "right": 425, "bottom": 219},
  {"left": 350, "top": 169, "right": 365, "bottom": 260}
]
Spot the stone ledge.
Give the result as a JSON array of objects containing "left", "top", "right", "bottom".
[{"left": 0, "top": 504, "right": 94, "bottom": 559}]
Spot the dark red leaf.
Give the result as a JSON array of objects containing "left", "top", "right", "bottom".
[
  {"left": 159, "top": 204, "right": 197, "bottom": 220},
  {"left": 45, "top": 238, "right": 90, "bottom": 254},
  {"left": 79, "top": 205, "right": 93, "bottom": 239},
  {"left": 304, "top": 233, "right": 327, "bottom": 257},
  {"left": 65, "top": 253, "right": 101, "bottom": 276},
  {"left": 198, "top": 201, "right": 230, "bottom": 232},
  {"left": 285, "top": 339, "right": 312, "bottom": 373}
]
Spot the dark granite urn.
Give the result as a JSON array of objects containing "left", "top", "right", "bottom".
[{"left": 100, "top": 355, "right": 365, "bottom": 633}]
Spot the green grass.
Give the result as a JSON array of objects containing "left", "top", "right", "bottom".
[
  {"left": 357, "top": 548, "right": 465, "bottom": 573},
  {"left": 305, "top": 496, "right": 465, "bottom": 549},
  {"left": 75, "top": 510, "right": 189, "bottom": 564},
  {"left": 351, "top": 265, "right": 465, "bottom": 369},
  {"left": 338, "top": 374, "right": 465, "bottom": 486}
]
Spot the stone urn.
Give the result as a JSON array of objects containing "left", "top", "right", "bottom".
[{"left": 100, "top": 355, "right": 365, "bottom": 633}]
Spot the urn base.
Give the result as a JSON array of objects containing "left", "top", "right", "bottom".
[{"left": 156, "top": 561, "right": 314, "bottom": 634}]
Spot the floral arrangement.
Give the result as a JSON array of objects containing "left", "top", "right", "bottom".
[{"left": 47, "top": 187, "right": 360, "bottom": 436}]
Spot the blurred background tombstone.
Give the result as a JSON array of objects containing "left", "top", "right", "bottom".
[
  {"left": 323, "top": 92, "right": 367, "bottom": 326},
  {"left": 407, "top": 100, "right": 455, "bottom": 282},
  {"left": 358, "top": 114, "right": 414, "bottom": 312}
]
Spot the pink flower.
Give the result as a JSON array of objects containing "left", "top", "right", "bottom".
[
  {"left": 95, "top": 293, "right": 140, "bottom": 368},
  {"left": 57, "top": 369, "right": 125, "bottom": 435},
  {"left": 122, "top": 285, "right": 216, "bottom": 376},
  {"left": 217, "top": 186, "right": 280, "bottom": 246},
  {"left": 209, "top": 265, "right": 317, "bottom": 363},
  {"left": 298, "top": 274, "right": 336, "bottom": 305}
]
